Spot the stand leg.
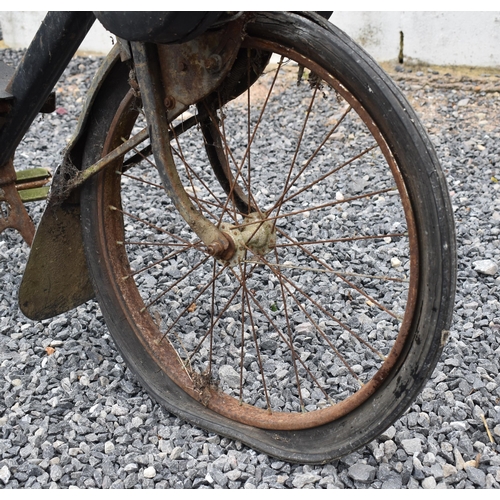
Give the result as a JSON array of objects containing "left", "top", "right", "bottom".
[{"left": 0, "top": 158, "right": 36, "bottom": 245}]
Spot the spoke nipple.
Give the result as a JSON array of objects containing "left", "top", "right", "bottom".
[
  {"left": 109, "top": 205, "right": 117, "bottom": 211},
  {"left": 140, "top": 307, "right": 146, "bottom": 314},
  {"left": 116, "top": 241, "right": 123, "bottom": 246},
  {"left": 121, "top": 275, "right": 129, "bottom": 281}
]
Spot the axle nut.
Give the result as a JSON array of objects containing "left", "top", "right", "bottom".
[
  {"left": 207, "top": 241, "right": 224, "bottom": 256},
  {"left": 164, "top": 96, "right": 176, "bottom": 110}
]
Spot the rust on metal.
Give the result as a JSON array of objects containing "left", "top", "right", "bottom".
[
  {"left": 18, "top": 46, "right": 124, "bottom": 320},
  {"left": 124, "top": 33, "right": 421, "bottom": 432},
  {"left": 206, "top": 231, "right": 235, "bottom": 260},
  {"left": 156, "top": 17, "right": 245, "bottom": 117},
  {"left": 18, "top": 198, "right": 95, "bottom": 320},
  {"left": 131, "top": 37, "right": 246, "bottom": 261},
  {"left": 15, "top": 167, "right": 51, "bottom": 192},
  {"left": 0, "top": 158, "right": 35, "bottom": 245}
]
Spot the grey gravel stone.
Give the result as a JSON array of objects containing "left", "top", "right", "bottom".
[
  {"left": 443, "top": 464, "right": 458, "bottom": 478},
  {"left": 1, "top": 44, "right": 500, "bottom": 491},
  {"left": 0, "top": 465, "right": 11, "bottom": 484},
  {"left": 49, "top": 464, "right": 63, "bottom": 482},
  {"left": 422, "top": 476, "right": 437, "bottom": 489},
  {"left": 104, "top": 441, "right": 115, "bottom": 454},
  {"left": 143, "top": 466, "right": 156, "bottom": 479},
  {"left": 473, "top": 259, "right": 498, "bottom": 275},
  {"left": 218, "top": 365, "right": 240, "bottom": 389},
  {"left": 292, "top": 472, "right": 321, "bottom": 488},
  {"left": 401, "top": 438, "right": 422, "bottom": 455},
  {"left": 382, "top": 476, "right": 403, "bottom": 488},
  {"left": 466, "top": 467, "right": 486, "bottom": 488},
  {"left": 348, "top": 464, "right": 376, "bottom": 483}
]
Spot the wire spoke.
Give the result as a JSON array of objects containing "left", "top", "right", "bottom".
[
  {"left": 276, "top": 105, "right": 352, "bottom": 204},
  {"left": 257, "top": 253, "right": 387, "bottom": 362},
  {"left": 187, "top": 281, "right": 244, "bottom": 366},
  {"left": 275, "top": 227, "right": 402, "bottom": 321},
  {"left": 276, "top": 232, "right": 407, "bottom": 247},
  {"left": 141, "top": 256, "right": 211, "bottom": 313},
  {"left": 228, "top": 264, "right": 335, "bottom": 404},
  {"left": 274, "top": 144, "right": 379, "bottom": 210},
  {"left": 242, "top": 282, "right": 272, "bottom": 411},
  {"left": 158, "top": 262, "right": 228, "bottom": 342},
  {"left": 271, "top": 85, "right": 319, "bottom": 228},
  {"left": 186, "top": 261, "right": 260, "bottom": 364},
  {"left": 273, "top": 247, "right": 305, "bottom": 410},
  {"left": 124, "top": 245, "right": 199, "bottom": 280},
  {"left": 122, "top": 114, "right": 203, "bottom": 170},
  {"left": 110, "top": 205, "right": 197, "bottom": 248},
  {"left": 123, "top": 240, "right": 197, "bottom": 248},
  {"left": 267, "top": 186, "right": 397, "bottom": 224},
  {"left": 121, "top": 171, "right": 165, "bottom": 191}
]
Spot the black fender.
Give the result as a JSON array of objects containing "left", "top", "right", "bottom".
[
  {"left": 94, "top": 11, "right": 223, "bottom": 44},
  {"left": 19, "top": 44, "right": 125, "bottom": 320}
]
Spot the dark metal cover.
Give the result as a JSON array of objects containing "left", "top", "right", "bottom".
[{"left": 94, "top": 12, "right": 222, "bottom": 44}]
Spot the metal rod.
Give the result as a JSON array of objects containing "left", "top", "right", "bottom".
[{"left": 0, "top": 12, "right": 96, "bottom": 166}]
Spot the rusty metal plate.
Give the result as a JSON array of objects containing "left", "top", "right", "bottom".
[
  {"left": 18, "top": 199, "right": 94, "bottom": 320},
  {"left": 17, "top": 47, "right": 124, "bottom": 320},
  {"left": 157, "top": 17, "right": 244, "bottom": 113}
]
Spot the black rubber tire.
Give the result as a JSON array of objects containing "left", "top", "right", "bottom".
[{"left": 80, "top": 12, "right": 456, "bottom": 463}]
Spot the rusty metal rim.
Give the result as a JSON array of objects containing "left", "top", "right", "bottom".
[{"left": 98, "top": 35, "right": 419, "bottom": 431}]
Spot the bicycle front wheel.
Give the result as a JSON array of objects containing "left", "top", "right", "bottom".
[{"left": 81, "top": 12, "right": 456, "bottom": 463}]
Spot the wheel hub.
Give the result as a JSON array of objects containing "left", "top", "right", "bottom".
[{"left": 219, "top": 212, "right": 276, "bottom": 267}]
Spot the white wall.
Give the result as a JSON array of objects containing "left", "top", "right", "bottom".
[
  {"left": 0, "top": 12, "right": 114, "bottom": 55},
  {"left": 1, "top": 11, "right": 500, "bottom": 67},
  {"left": 331, "top": 11, "right": 500, "bottom": 67}
]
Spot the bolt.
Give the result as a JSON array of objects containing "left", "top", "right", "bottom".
[
  {"left": 206, "top": 232, "right": 235, "bottom": 260},
  {"left": 164, "top": 96, "right": 176, "bottom": 110},
  {"left": 205, "top": 54, "right": 222, "bottom": 73},
  {"left": 207, "top": 241, "right": 224, "bottom": 256}
]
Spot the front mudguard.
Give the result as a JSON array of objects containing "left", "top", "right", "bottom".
[{"left": 19, "top": 44, "right": 124, "bottom": 320}]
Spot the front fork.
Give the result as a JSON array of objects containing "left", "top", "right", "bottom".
[
  {"left": 124, "top": 10, "right": 250, "bottom": 260},
  {"left": 130, "top": 41, "right": 236, "bottom": 260}
]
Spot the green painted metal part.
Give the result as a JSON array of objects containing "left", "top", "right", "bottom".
[
  {"left": 15, "top": 167, "right": 51, "bottom": 182},
  {"left": 16, "top": 167, "right": 51, "bottom": 203},
  {"left": 18, "top": 186, "right": 50, "bottom": 203}
]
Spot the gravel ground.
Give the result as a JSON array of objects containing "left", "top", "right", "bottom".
[{"left": 1, "top": 43, "right": 500, "bottom": 490}]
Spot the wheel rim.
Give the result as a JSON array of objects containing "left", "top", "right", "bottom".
[{"left": 96, "top": 35, "right": 418, "bottom": 431}]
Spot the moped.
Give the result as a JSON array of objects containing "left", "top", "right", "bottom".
[{"left": 0, "top": 11, "right": 456, "bottom": 463}]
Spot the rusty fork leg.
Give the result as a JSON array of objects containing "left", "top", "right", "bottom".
[
  {"left": 130, "top": 42, "right": 235, "bottom": 261},
  {"left": 0, "top": 158, "right": 35, "bottom": 245}
]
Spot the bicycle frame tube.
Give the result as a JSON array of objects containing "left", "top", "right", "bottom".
[{"left": 0, "top": 11, "right": 95, "bottom": 167}]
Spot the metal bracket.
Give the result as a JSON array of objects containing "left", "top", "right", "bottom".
[{"left": 0, "top": 158, "right": 36, "bottom": 245}]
